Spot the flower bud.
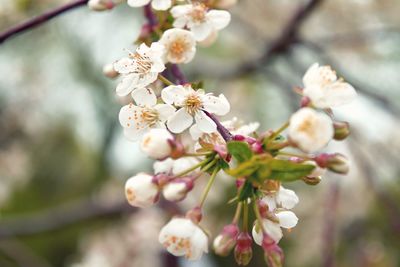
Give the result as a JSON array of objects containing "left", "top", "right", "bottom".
[
  {"left": 262, "top": 235, "right": 284, "bottom": 267},
  {"left": 162, "top": 177, "right": 194, "bottom": 202},
  {"left": 186, "top": 206, "right": 203, "bottom": 224},
  {"left": 234, "top": 232, "right": 253, "bottom": 266},
  {"left": 102, "top": 63, "right": 119, "bottom": 79},
  {"left": 300, "top": 96, "right": 311, "bottom": 108},
  {"left": 301, "top": 175, "right": 321, "bottom": 185},
  {"left": 213, "top": 224, "right": 239, "bottom": 256},
  {"left": 140, "top": 129, "right": 173, "bottom": 160},
  {"left": 333, "top": 121, "right": 350, "bottom": 140},
  {"left": 125, "top": 173, "right": 159, "bottom": 208},
  {"left": 87, "top": 0, "right": 114, "bottom": 11},
  {"left": 315, "top": 153, "right": 350, "bottom": 174}
]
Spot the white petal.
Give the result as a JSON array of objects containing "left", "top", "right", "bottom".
[
  {"left": 189, "top": 228, "right": 208, "bottom": 260},
  {"left": 154, "top": 158, "right": 174, "bottom": 174},
  {"left": 207, "top": 10, "right": 231, "bottom": 30},
  {"left": 261, "top": 195, "right": 277, "bottom": 211},
  {"left": 172, "top": 157, "right": 199, "bottom": 175},
  {"left": 151, "top": 0, "right": 171, "bottom": 10},
  {"left": 161, "top": 85, "right": 187, "bottom": 105},
  {"left": 263, "top": 219, "right": 283, "bottom": 243},
  {"left": 252, "top": 223, "right": 263, "bottom": 246},
  {"left": 136, "top": 72, "right": 158, "bottom": 89},
  {"left": 154, "top": 104, "right": 176, "bottom": 122},
  {"left": 119, "top": 104, "right": 146, "bottom": 130},
  {"left": 202, "top": 94, "right": 230, "bottom": 116},
  {"left": 113, "top": 57, "right": 135, "bottom": 74},
  {"left": 321, "top": 82, "right": 357, "bottom": 108},
  {"left": 170, "top": 5, "right": 191, "bottom": 18},
  {"left": 194, "top": 111, "right": 217, "bottom": 133},
  {"left": 302, "top": 63, "right": 320, "bottom": 88},
  {"left": 167, "top": 108, "right": 193, "bottom": 133},
  {"left": 276, "top": 211, "right": 298, "bottom": 229},
  {"left": 189, "top": 124, "right": 203, "bottom": 140},
  {"left": 116, "top": 74, "right": 138, "bottom": 96},
  {"left": 127, "top": 0, "right": 151, "bottom": 7},
  {"left": 132, "top": 87, "right": 157, "bottom": 107},
  {"left": 277, "top": 186, "right": 299, "bottom": 209},
  {"left": 191, "top": 22, "right": 213, "bottom": 41},
  {"left": 123, "top": 127, "right": 147, "bottom": 141}
]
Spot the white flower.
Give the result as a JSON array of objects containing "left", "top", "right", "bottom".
[
  {"left": 161, "top": 85, "right": 230, "bottom": 134},
  {"left": 262, "top": 186, "right": 299, "bottom": 211},
  {"left": 127, "top": 0, "right": 171, "bottom": 11},
  {"left": 114, "top": 43, "right": 165, "bottom": 96},
  {"left": 159, "top": 28, "right": 196, "bottom": 64},
  {"left": 288, "top": 107, "right": 334, "bottom": 153},
  {"left": 222, "top": 117, "right": 260, "bottom": 136},
  {"left": 252, "top": 211, "right": 299, "bottom": 245},
  {"left": 159, "top": 218, "right": 208, "bottom": 260},
  {"left": 125, "top": 173, "right": 159, "bottom": 208},
  {"left": 171, "top": 3, "right": 231, "bottom": 41},
  {"left": 303, "top": 63, "right": 357, "bottom": 108},
  {"left": 140, "top": 129, "right": 173, "bottom": 159},
  {"left": 119, "top": 89, "right": 175, "bottom": 140}
]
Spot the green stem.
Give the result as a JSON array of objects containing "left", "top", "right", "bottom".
[
  {"left": 199, "top": 166, "right": 220, "bottom": 208},
  {"left": 174, "top": 159, "right": 210, "bottom": 177},
  {"left": 158, "top": 74, "right": 175, "bottom": 86},
  {"left": 242, "top": 201, "right": 249, "bottom": 232},
  {"left": 277, "top": 151, "right": 312, "bottom": 159},
  {"left": 269, "top": 121, "right": 289, "bottom": 141},
  {"left": 232, "top": 202, "right": 243, "bottom": 224},
  {"left": 182, "top": 152, "right": 212, "bottom": 157}
]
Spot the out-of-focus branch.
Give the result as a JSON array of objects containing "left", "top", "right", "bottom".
[
  {"left": 227, "top": 0, "right": 324, "bottom": 77},
  {"left": 0, "top": 239, "right": 52, "bottom": 267},
  {"left": 0, "top": 0, "right": 88, "bottom": 44},
  {"left": 0, "top": 198, "right": 132, "bottom": 239}
]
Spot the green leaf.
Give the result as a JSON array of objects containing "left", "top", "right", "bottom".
[
  {"left": 227, "top": 141, "right": 253, "bottom": 163},
  {"left": 267, "top": 159, "right": 315, "bottom": 182},
  {"left": 225, "top": 161, "right": 259, "bottom": 177}
]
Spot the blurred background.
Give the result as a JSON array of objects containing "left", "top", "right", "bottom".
[{"left": 1, "top": 0, "right": 400, "bottom": 266}]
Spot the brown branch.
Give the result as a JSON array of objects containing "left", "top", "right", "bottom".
[
  {"left": 227, "top": 0, "right": 324, "bottom": 77},
  {"left": 0, "top": 0, "right": 89, "bottom": 44}
]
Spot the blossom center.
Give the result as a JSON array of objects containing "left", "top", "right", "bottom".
[
  {"left": 169, "top": 38, "right": 189, "bottom": 59},
  {"left": 296, "top": 117, "right": 316, "bottom": 138},
  {"left": 190, "top": 4, "right": 207, "bottom": 23},
  {"left": 184, "top": 94, "right": 203, "bottom": 115},
  {"left": 140, "top": 108, "right": 159, "bottom": 126},
  {"left": 131, "top": 52, "right": 152, "bottom": 73},
  {"left": 163, "top": 235, "right": 192, "bottom": 258}
]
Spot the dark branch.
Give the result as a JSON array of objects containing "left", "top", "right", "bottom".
[{"left": 0, "top": 0, "right": 88, "bottom": 44}]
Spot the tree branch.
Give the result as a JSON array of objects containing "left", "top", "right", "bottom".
[{"left": 0, "top": 0, "right": 88, "bottom": 44}]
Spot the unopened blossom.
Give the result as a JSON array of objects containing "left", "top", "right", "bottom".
[
  {"left": 114, "top": 43, "right": 165, "bottom": 96},
  {"left": 288, "top": 107, "right": 334, "bottom": 153},
  {"left": 171, "top": 3, "right": 231, "bottom": 41},
  {"left": 102, "top": 63, "right": 119, "bottom": 78},
  {"left": 159, "top": 217, "right": 208, "bottom": 260},
  {"left": 159, "top": 29, "right": 196, "bottom": 64},
  {"left": 161, "top": 85, "right": 230, "bottom": 134},
  {"left": 162, "top": 178, "right": 194, "bottom": 202},
  {"left": 213, "top": 224, "right": 239, "bottom": 256},
  {"left": 119, "top": 90, "right": 175, "bottom": 140},
  {"left": 128, "top": 0, "right": 171, "bottom": 11},
  {"left": 252, "top": 211, "right": 299, "bottom": 244},
  {"left": 88, "top": 0, "right": 123, "bottom": 11},
  {"left": 125, "top": 173, "right": 159, "bottom": 208},
  {"left": 154, "top": 157, "right": 200, "bottom": 175},
  {"left": 140, "top": 128, "right": 174, "bottom": 159},
  {"left": 302, "top": 63, "right": 357, "bottom": 109}
]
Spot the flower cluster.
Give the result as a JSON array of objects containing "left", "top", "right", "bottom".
[{"left": 90, "top": 0, "right": 357, "bottom": 266}]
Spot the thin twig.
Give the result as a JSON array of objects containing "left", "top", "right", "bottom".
[{"left": 0, "top": 0, "right": 88, "bottom": 44}]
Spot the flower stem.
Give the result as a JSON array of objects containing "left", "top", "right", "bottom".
[
  {"left": 143, "top": 4, "right": 157, "bottom": 27},
  {"left": 203, "top": 110, "right": 233, "bottom": 142},
  {"left": 170, "top": 64, "right": 188, "bottom": 85},
  {"left": 268, "top": 121, "right": 289, "bottom": 141},
  {"left": 232, "top": 202, "right": 243, "bottom": 224},
  {"left": 277, "top": 151, "right": 312, "bottom": 160},
  {"left": 183, "top": 152, "right": 212, "bottom": 157},
  {"left": 242, "top": 200, "right": 249, "bottom": 232},
  {"left": 199, "top": 166, "right": 220, "bottom": 208},
  {"left": 174, "top": 158, "right": 210, "bottom": 177},
  {"left": 252, "top": 198, "right": 266, "bottom": 233},
  {"left": 158, "top": 74, "right": 175, "bottom": 86}
]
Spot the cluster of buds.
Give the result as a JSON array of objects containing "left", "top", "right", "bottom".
[{"left": 88, "top": 0, "right": 357, "bottom": 265}]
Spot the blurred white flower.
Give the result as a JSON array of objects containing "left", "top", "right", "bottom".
[
  {"left": 262, "top": 186, "right": 299, "bottom": 211},
  {"left": 140, "top": 128, "right": 173, "bottom": 159},
  {"left": 252, "top": 211, "right": 299, "bottom": 245},
  {"left": 159, "top": 28, "right": 196, "bottom": 64},
  {"left": 128, "top": 0, "right": 172, "bottom": 10},
  {"left": 114, "top": 43, "right": 165, "bottom": 96},
  {"left": 288, "top": 107, "right": 334, "bottom": 153},
  {"left": 154, "top": 157, "right": 200, "bottom": 175},
  {"left": 303, "top": 63, "right": 357, "bottom": 109},
  {"left": 161, "top": 85, "right": 230, "bottom": 134},
  {"left": 159, "top": 217, "right": 208, "bottom": 260},
  {"left": 125, "top": 173, "right": 159, "bottom": 208},
  {"left": 119, "top": 93, "right": 175, "bottom": 141},
  {"left": 171, "top": 3, "right": 231, "bottom": 41}
]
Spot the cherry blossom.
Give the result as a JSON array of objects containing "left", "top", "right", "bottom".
[
  {"left": 140, "top": 128, "right": 174, "bottom": 159},
  {"left": 302, "top": 63, "right": 357, "bottom": 108},
  {"left": 125, "top": 173, "right": 159, "bottom": 208},
  {"left": 161, "top": 85, "right": 230, "bottom": 134},
  {"left": 128, "top": 0, "right": 171, "bottom": 11},
  {"left": 159, "top": 28, "right": 196, "bottom": 64},
  {"left": 114, "top": 43, "right": 165, "bottom": 96},
  {"left": 171, "top": 3, "right": 231, "bottom": 41}
]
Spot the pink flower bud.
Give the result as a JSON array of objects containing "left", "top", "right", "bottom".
[
  {"left": 234, "top": 232, "right": 253, "bottom": 266},
  {"left": 251, "top": 142, "right": 264, "bottom": 154},
  {"left": 213, "top": 224, "right": 239, "bottom": 256},
  {"left": 315, "top": 153, "right": 349, "bottom": 174},
  {"left": 300, "top": 96, "right": 311, "bottom": 108},
  {"left": 262, "top": 235, "right": 284, "bottom": 267},
  {"left": 186, "top": 206, "right": 203, "bottom": 224}
]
